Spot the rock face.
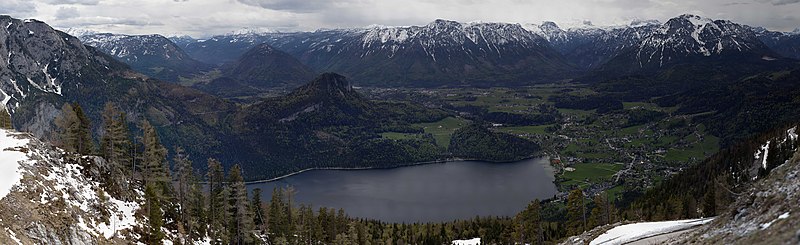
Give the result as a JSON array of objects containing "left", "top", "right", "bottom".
[
  {"left": 0, "top": 129, "right": 140, "bottom": 244},
  {"left": 1, "top": 16, "right": 120, "bottom": 115},
  {"left": 666, "top": 127, "right": 800, "bottom": 244},
  {"left": 79, "top": 33, "right": 212, "bottom": 82},
  {"left": 179, "top": 20, "right": 577, "bottom": 87},
  {"left": 524, "top": 20, "right": 661, "bottom": 70},
  {"left": 754, "top": 27, "right": 800, "bottom": 60}
]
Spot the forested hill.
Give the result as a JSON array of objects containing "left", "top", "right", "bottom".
[{"left": 231, "top": 73, "right": 539, "bottom": 180}]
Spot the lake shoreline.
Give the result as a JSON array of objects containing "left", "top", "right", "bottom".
[{"left": 244, "top": 154, "right": 550, "bottom": 185}]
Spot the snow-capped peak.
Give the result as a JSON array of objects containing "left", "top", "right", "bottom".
[{"left": 634, "top": 14, "right": 768, "bottom": 67}]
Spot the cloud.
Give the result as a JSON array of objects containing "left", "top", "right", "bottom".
[
  {"left": 756, "top": 0, "right": 800, "bottom": 5},
  {"left": 0, "top": 1, "right": 37, "bottom": 16},
  {"left": 236, "top": 0, "right": 335, "bottom": 13},
  {"left": 42, "top": 0, "right": 100, "bottom": 5},
  {"left": 55, "top": 7, "right": 80, "bottom": 20}
]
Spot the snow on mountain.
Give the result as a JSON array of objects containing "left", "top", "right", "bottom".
[
  {"left": 0, "top": 129, "right": 141, "bottom": 243},
  {"left": 1, "top": 16, "right": 116, "bottom": 116},
  {"left": 78, "top": 32, "right": 211, "bottom": 81},
  {"left": 753, "top": 26, "right": 800, "bottom": 59},
  {"left": 588, "top": 218, "right": 714, "bottom": 245},
  {"left": 0, "top": 129, "right": 27, "bottom": 199},
  {"left": 634, "top": 14, "right": 771, "bottom": 67},
  {"left": 524, "top": 19, "right": 660, "bottom": 69}
]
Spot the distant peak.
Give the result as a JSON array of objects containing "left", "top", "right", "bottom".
[
  {"left": 312, "top": 73, "right": 350, "bottom": 88},
  {"left": 541, "top": 21, "right": 561, "bottom": 29},
  {"left": 792, "top": 28, "right": 800, "bottom": 34},
  {"left": 629, "top": 19, "right": 660, "bottom": 27},
  {"left": 427, "top": 19, "right": 461, "bottom": 28}
]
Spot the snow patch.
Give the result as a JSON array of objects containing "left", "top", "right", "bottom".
[
  {"left": 452, "top": 238, "right": 480, "bottom": 245},
  {"left": 760, "top": 141, "right": 771, "bottom": 169},
  {"left": 589, "top": 218, "right": 714, "bottom": 245},
  {"left": 760, "top": 212, "right": 790, "bottom": 230},
  {"left": 0, "top": 129, "right": 29, "bottom": 200}
]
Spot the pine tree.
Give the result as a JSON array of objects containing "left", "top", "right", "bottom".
[
  {"left": 269, "top": 187, "right": 287, "bottom": 238},
  {"left": 251, "top": 188, "right": 266, "bottom": 232},
  {"left": 186, "top": 173, "right": 207, "bottom": 242},
  {"left": 515, "top": 199, "right": 543, "bottom": 244},
  {"left": 72, "top": 103, "right": 95, "bottom": 155},
  {"left": 55, "top": 103, "right": 80, "bottom": 152},
  {"left": 588, "top": 193, "right": 610, "bottom": 228},
  {"left": 228, "top": 164, "right": 256, "bottom": 244},
  {"left": 0, "top": 106, "right": 12, "bottom": 130},
  {"left": 207, "top": 158, "right": 228, "bottom": 244},
  {"left": 143, "top": 183, "right": 165, "bottom": 245},
  {"left": 100, "top": 103, "right": 133, "bottom": 198},
  {"left": 174, "top": 147, "right": 192, "bottom": 223},
  {"left": 140, "top": 120, "right": 169, "bottom": 189},
  {"left": 566, "top": 189, "right": 586, "bottom": 236}
]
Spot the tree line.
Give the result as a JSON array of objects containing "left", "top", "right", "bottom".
[{"left": 53, "top": 101, "right": 629, "bottom": 244}]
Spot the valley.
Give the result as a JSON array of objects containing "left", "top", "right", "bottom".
[{"left": 0, "top": 7, "right": 799, "bottom": 245}]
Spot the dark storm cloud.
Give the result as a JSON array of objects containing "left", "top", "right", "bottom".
[
  {"left": 42, "top": 0, "right": 100, "bottom": 5},
  {"left": 55, "top": 7, "right": 80, "bottom": 20},
  {"left": 236, "top": 0, "right": 335, "bottom": 13}
]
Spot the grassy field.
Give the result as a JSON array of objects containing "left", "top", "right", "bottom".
[
  {"left": 496, "top": 125, "right": 553, "bottom": 135},
  {"left": 380, "top": 132, "right": 421, "bottom": 140},
  {"left": 664, "top": 135, "right": 720, "bottom": 162},
  {"left": 561, "top": 163, "right": 624, "bottom": 189},
  {"left": 412, "top": 117, "right": 468, "bottom": 148}
]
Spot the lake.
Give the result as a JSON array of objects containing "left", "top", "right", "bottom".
[{"left": 246, "top": 157, "right": 558, "bottom": 223}]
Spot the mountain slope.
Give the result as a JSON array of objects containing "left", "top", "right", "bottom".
[
  {"left": 604, "top": 14, "right": 778, "bottom": 71},
  {"left": 278, "top": 20, "right": 576, "bottom": 87},
  {"left": 219, "top": 43, "right": 315, "bottom": 89},
  {"left": 177, "top": 20, "right": 577, "bottom": 87},
  {"left": 0, "top": 129, "right": 141, "bottom": 244},
  {"left": 230, "top": 73, "right": 450, "bottom": 179},
  {"left": 0, "top": 15, "right": 237, "bottom": 168},
  {"left": 755, "top": 27, "right": 800, "bottom": 60},
  {"left": 79, "top": 33, "right": 212, "bottom": 82},
  {"left": 525, "top": 20, "right": 661, "bottom": 70}
]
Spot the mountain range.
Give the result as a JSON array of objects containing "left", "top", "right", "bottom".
[{"left": 77, "top": 33, "right": 212, "bottom": 81}]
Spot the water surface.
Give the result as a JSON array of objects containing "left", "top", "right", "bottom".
[{"left": 247, "top": 157, "right": 557, "bottom": 223}]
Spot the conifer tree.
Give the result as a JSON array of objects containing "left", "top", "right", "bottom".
[
  {"left": 588, "top": 193, "right": 610, "bottom": 228},
  {"left": 515, "top": 199, "right": 543, "bottom": 244},
  {"left": 0, "top": 106, "right": 12, "bottom": 130},
  {"left": 228, "top": 164, "right": 256, "bottom": 244},
  {"left": 72, "top": 103, "right": 95, "bottom": 155},
  {"left": 251, "top": 188, "right": 266, "bottom": 232},
  {"left": 269, "top": 187, "right": 287, "bottom": 239},
  {"left": 206, "top": 158, "right": 228, "bottom": 244},
  {"left": 100, "top": 103, "right": 133, "bottom": 198},
  {"left": 174, "top": 147, "right": 192, "bottom": 222},
  {"left": 55, "top": 103, "right": 80, "bottom": 152},
  {"left": 186, "top": 171, "right": 207, "bottom": 242},
  {"left": 143, "top": 183, "right": 165, "bottom": 245},
  {"left": 140, "top": 120, "right": 169, "bottom": 189},
  {"left": 566, "top": 189, "right": 586, "bottom": 236}
]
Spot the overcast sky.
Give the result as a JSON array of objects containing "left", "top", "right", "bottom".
[{"left": 1, "top": 0, "right": 799, "bottom": 38}]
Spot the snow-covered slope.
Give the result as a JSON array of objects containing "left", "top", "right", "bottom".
[
  {"left": 0, "top": 129, "right": 140, "bottom": 244},
  {"left": 588, "top": 218, "right": 713, "bottom": 245},
  {"left": 666, "top": 139, "right": 800, "bottom": 244},
  {"left": 633, "top": 14, "right": 772, "bottom": 67},
  {"left": 524, "top": 20, "right": 661, "bottom": 69}
]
